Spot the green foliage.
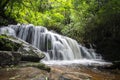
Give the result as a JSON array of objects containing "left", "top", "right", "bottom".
[
  {"left": 81, "top": 0, "right": 120, "bottom": 61},
  {"left": 4, "top": 0, "right": 72, "bottom": 27},
  {"left": 2, "top": 0, "right": 120, "bottom": 43},
  {"left": 83, "top": 0, "right": 120, "bottom": 42},
  {"left": 61, "top": 0, "right": 99, "bottom": 42}
]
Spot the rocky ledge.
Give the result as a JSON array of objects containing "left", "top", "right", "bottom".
[{"left": 0, "top": 34, "right": 50, "bottom": 72}]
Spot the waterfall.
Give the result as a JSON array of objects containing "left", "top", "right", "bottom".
[{"left": 0, "top": 24, "right": 101, "bottom": 61}]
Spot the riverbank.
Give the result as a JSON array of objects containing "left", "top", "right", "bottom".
[{"left": 0, "top": 64, "right": 120, "bottom": 80}]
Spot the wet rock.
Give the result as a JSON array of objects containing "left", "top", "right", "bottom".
[
  {"left": 0, "top": 35, "right": 45, "bottom": 62},
  {"left": 9, "top": 37, "right": 45, "bottom": 62},
  {"left": 19, "top": 45, "right": 45, "bottom": 62},
  {"left": 0, "top": 51, "right": 21, "bottom": 67},
  {"left": 59, "top": 76, "right": 71, "bottom": 80},
  {"left": 50, "top": 66, "right": 92, "bottom": 80},
  {"left": 0, "top": 67, "right": 50, "bottom": 80},
  {"left": 60, "top": 72, "right": 92, "bottom": 80}
]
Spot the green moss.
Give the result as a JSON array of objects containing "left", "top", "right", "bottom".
[
  {"left": 0, "top": 35, "right": 22, "bottom": 51},
  {"left": 19, "top": 62, "right": 51, "bottom": 72}
]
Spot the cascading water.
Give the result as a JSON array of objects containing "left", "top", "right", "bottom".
[{"left": 0, "top": 24, "right": 105, "bottom": 65}]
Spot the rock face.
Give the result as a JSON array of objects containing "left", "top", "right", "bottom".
[
  {"left": 13, "top": 38, "right": 45, "bottom": 62},
  {"left": 0, "top": 51, "right": 21, "bottom": 67},
  {"left": 0, "top": 35, "right": 45, "bottom": 66}
]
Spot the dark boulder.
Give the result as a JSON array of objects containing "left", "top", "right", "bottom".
[{"left": 0, "top": 51, "right": 21, "bottom": 67}]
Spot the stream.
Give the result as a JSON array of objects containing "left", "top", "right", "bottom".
[{"left": 0, "top": 63, "right": 120, "bottom": 80}]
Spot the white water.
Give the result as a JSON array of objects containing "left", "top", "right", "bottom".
[
  {"left": 0, "top": 24, "right": 109, "bottom": 65},
  {"left": 41, "top": 59, "right": 112, "bottom": 66}
]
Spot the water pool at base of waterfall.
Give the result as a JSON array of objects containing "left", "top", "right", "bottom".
[{"left": 41, "top": 59, "right": 112, "bottom": 66}]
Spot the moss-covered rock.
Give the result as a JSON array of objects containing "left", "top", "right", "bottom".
[
  {"left": 19, "top": 62, "right": 51, "bottom": 72},
  {"left": 0, "top": 34, "right": 45, "bottom": 67},
  {"left": 0, "top": 31, "right": 49, "bottom": 73},
  {"left": 0, "top": 35, "right": 21, "bottom": 51}
]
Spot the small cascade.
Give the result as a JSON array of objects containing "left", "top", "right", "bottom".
[
  {"left": 0, "top": 27, "right": 16, "bottom": 36},
  {"left": 0, "top": 24, "right": 101, "bottom": 61}
]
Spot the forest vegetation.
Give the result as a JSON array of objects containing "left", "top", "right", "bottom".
[{"left": 0, "top": 0, "right": 120, "bottom": 61}]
